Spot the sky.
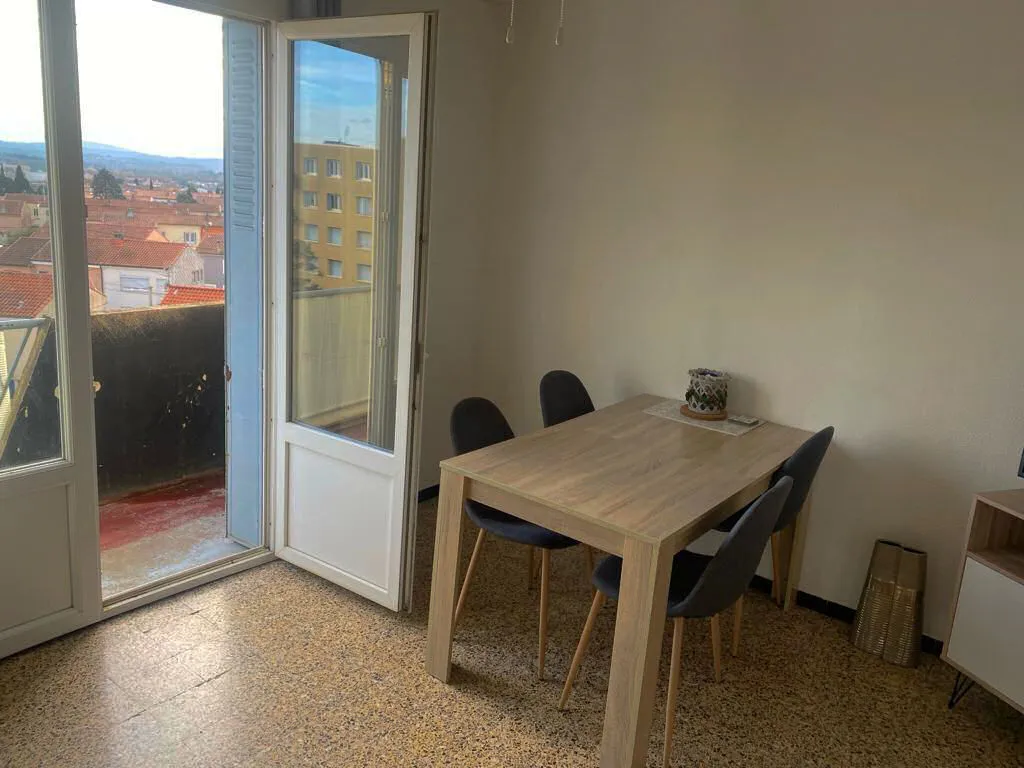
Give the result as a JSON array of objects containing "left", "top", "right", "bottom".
[
  {"left": 1, "top": 0, "right": 383, "bottom": 159},
  {"left": 2, "top": 0, "right": 223, "bottom": 158}
]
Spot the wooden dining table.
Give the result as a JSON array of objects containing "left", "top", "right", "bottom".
[{"left": 425, "top": 394, "right": 814, "bottom": 767}]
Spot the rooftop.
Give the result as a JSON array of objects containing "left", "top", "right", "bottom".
[
  {"left": 0, "top": 237, "right": 51, "bottom": 268},
  {"left": 0, "top": 269, "right": 53, "bottom": 318},
  {"left": 160, "top": 284, "right": 225, "bottom": 306}
]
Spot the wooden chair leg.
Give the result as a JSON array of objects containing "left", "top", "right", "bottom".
[
  {"left": 731, "top": 595, "right": 744, "bottom": 658},
  {"left": 709, "top": 613, "right": 722, "bottom": 683},
  {"left": 769, "top": 532, "right": 783, "bottom": 605},
  {"left": 662, "top": 617, "right": 685, "bottom": 768},
  {"left": 454, "top": 529, "right": 485, "bottom": 627},
  {"left": 558, "top": 590, "right": 606, "bottom": 709},
  {"left": 538, "top": 549, "right": 551, "bottom": 680}
]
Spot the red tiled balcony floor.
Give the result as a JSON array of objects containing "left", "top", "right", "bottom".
[{"left": 100, "top": 470, "right": 246, "bottom": 597}]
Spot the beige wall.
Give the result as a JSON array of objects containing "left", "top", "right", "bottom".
[
  {"left": 341, "top": 0, "right": 503, "bottom": 490},
  {"left": 479, "top": 0, "right": 1024, "bottom": 636}
]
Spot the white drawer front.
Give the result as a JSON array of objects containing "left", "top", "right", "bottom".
[{"left": 946, "top": 557, "right": 1024, "bottom": 708}]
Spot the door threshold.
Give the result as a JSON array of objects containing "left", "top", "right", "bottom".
[{"left": 102, "top": 548, "right": 276, "bottom": 618}]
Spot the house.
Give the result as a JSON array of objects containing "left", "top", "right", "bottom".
[
  {"left": 0, "top": 237, "right": 50, "bottom": 269},
  {"left": 0, "top": 199, "right": 30, "bottom": 243},
  {"left": 2, "top": 194, "right": 49, "bottom": 228},
  {"left": 26, "top": 237, "right": 203, "bottom": 309},
  {"left": 195, "top": 234, "right": 225, "bottom": 287}
]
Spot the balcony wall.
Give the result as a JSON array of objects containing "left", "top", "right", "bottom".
[{"left": 2, "top": 306, "right": 226, "bottom": 498}]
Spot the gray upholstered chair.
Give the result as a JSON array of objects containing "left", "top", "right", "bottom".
[
  {"left": 558, "top": 476, "right": 793, "bottom": 768},
  {"left": 714, "top": 426, "right": 834, "bottom": 604},
  {"left": 449, "top": 397, "right": 579, "bottom": 679},
  {"left": 539, "top": 369, "right": 595, "bottom": 428}
]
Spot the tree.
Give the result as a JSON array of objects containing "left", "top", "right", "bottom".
[
  {"left": 176, "top": 185, "right": 197, "bottom": 204},
  {"left": 292, "top": 241, "right": 321, "bottom": 290},
  {"left": 148, "top": 178, "right": 154, "bottom": 190},
  {"left": 214, "top": 185, "right": 223, "bottom": 195},
  {"left": 0, "top": 166, "right": 9, "bottom": 195},
  {"left": 11, "top": 165, "right": 33, "bottom": 194},
  {"left": 91, "top": 168, "right": 125, "bottom": 199}
]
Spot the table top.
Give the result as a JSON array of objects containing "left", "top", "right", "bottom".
[{"left": 440, "top": 394, "right": 814, "bottom": 545}]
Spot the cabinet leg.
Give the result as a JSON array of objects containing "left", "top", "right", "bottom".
[{"left": 948, "top": 672, "right": 975, "bottom": 710}]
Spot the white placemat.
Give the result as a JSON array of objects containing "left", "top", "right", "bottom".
[{"left": 643, "top": 399, "right": 765, "bottom": 437}]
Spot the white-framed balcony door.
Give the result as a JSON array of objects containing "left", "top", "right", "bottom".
[
  {"left": 0, "top": 0, "right": 101, "bottom": 658},
  {"left": 271, "top": 14, "right": 426, "bottom": 611}
]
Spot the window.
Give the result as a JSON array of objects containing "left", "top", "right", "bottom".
[
  {"left": 120, "top": 275, "right": 150, "bottom": 292},
  {"left": 356, "top": 230, "right": 372, "bottom": 250},
  {"left": 355, "top": 161, "right": 371, "bottom": 181},
  {"left": 326, "top": 193, "right": 342, "bottom": 211},
  {"left": 192, "top": 269, "right": 204, "bottom": 282},
  {"left": 303, "top": 157, "right": 317, "bottom": 175},
  {"left": 356, "top": 264, "right": 371, "bottom": 282},
  {"left": 326, "top": 159, "right": 341, "bottom": 177},
  {"left": 155, "top": 277, "right": 169, "bottom": 292},
  {"left": 304, "top": 224, "right": 319, "bottom": 242},
  {"left": 356, "top": 197, "right": 373, "bottom": 216},
  {"left": 303, "top": 191, "right": 318, "bottom": 208},
  {"left": 183, "top": 230, "right": 198, "bottom": 244},
  {"left": 328, "top": 259, "right": 343, "bottom": 277},
  {"left": 327, "top": 226, "right": 342, "bottom": 245}
]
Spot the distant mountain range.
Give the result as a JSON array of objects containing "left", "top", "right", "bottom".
[{"left": 0, "top": 140, "right": 222, "bottom": 182}]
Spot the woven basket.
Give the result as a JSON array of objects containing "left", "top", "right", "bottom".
[{"left": 850, "top": 539, "right": 927, "bottom": 668}]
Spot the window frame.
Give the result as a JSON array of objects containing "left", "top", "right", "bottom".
[
  {"left": 326, "top": 192, "right": 342, "bottom": 212},
  {"left": 327, "top": 258, "right": 343, "bottom": 277},
  {"left": 327, "top": 226, "right": 342, "bottom": 246},
  {"left": 356, "top": 230, "right": 372, "bottom": 250},
  {"left": 304, "top": 223, "right": 319, "bottom": 242}
]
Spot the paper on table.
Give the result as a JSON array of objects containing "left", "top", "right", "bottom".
[{"left": 643, "top": 399, "right": 765, "bottom": 436}]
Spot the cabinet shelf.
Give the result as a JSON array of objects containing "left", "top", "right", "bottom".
[{"left": 968, "top": 549, "right": 1024, "bottom": 588}]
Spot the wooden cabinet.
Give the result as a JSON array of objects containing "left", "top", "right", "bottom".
[{"left": 943, "top": 490, "right": 1024, "bottom": 712}]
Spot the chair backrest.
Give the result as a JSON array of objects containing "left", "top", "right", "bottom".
[
  {"left": 773, "top": 426, "right": 834, "bottom": 533},
  {"left": 450, "top": 397, "right": 515, "bottom": 455},
  {"left": 539, "top": 370, "right": 595, "bottom": 428},
  {"left": 671, "top": 476, "right": 792, "bottom": 619}
]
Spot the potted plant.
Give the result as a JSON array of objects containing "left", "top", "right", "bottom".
[{"left": 682, "top": 368, "right": 730, "bottom": 420}]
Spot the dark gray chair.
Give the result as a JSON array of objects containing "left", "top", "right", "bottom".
[
  {"left": 450, "top": 397, "right": 578, "bottom": 679},
  {"left": 539, "top": 369, "right": 595, "bottom": 428},
  {"left": 714, "top": 426, "right": 834, "bottom": 604},
  {"left": 558, "top": 476, "right": 792, "bottom": 767}
]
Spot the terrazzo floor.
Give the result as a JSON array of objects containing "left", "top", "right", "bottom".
[{"left": 2, "top": 501, "right": 1022, "bottom": 767}]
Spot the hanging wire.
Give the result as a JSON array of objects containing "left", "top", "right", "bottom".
[
  {"left": 506, "top": 0, "right": 516, "bottom": 44},
  {"left": 555, "top": 0, "right": 566, "bottom": 45}
]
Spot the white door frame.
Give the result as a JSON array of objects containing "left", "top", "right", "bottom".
[
  {"left": 0, "top": 0, "right": 100, "bottom": 658},
  {"left": 270, "top": 14, "right": 427, "bottom": 611}
]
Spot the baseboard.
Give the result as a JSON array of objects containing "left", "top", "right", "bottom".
[
  {"left": 749, "top": 575, "right": 943, "bottom": 655},
  {"left": 417, "top": 484, "right": 440, "bottom": 503}
]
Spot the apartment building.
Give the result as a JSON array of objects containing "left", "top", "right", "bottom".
[{"left": 293, "top": 142, "right": 376, "bottom": 289}]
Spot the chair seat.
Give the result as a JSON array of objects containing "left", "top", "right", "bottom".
[
  {"left": 465, "top": 500, "right": 577, "bottom": 549},
  {"left": 591, "top": 550, "right": 714, "bottom": 614}
]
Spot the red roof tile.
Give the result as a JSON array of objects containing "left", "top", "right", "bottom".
[
  {"left": 26, "top": 237, "right": 187, "bottom": 269},
  {"left": 159, "top": 285, "right": 225, "bottom": 306},
  {"left": 196, "top": 235, "right": 224, "bottom": 255},
  {"left": 0, "top": 237, "right": 50, "bottom": 267},
  {"left": 0, "top": 269, "right": 53, "bottom": 318}
]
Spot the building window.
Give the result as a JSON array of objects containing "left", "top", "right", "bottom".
[
  {"left": 356, "top": 196, "right": 373, "bottom": 216},
  {"left": 303, "top": 157, "right": 317, "bottom": 175},
  {"left": 303, "top": 191, "right": 318, "bottom": 208},
  {"left": 356, "top": 264, "right": 371, "bottom": 282},
  {"left": 183, "top": 231, "right": 198, "bottom": 244},
  {"left": 326, "top": 192, "right": 342, "bottom": 211},
  {"left": 328, "top": 259, "right": 343, "bottom": 278},
  {"left": 304, "top": 223, "right": 319, "bottom": 242},
  {"left": 356, "top": 230, "right": 372, "bottom": 250},
  {"left": 326, "top": 159, "right": 341, "bottom": 177},
  {"left": 119, "top": 275, "right": 150, "bottom": 292},
  {"left": 327, "top": 226, "right": 342, "bottom": 246},
  {"left": 192, "top": 269, "right": 204, "bottom": 282},
  {"left": 355, "top": 161, "right": 371, "bottom": 181},
  {"left": 155, "top": 277, "right": 169, "bottom": 292}
]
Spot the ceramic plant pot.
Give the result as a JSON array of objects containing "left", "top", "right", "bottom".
[{"left": 684, "top": 368, "right": 730, "bottom": 418}]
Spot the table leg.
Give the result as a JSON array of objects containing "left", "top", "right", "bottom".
[
  {"left": 426, "top": 469, "right": 467, "bottom": 682},
  {"left": 784, "top": 494, "right": 812, "bottom": 611},
  {"left": 600, "top": 537, "right": 673, "bottom": 768}
]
